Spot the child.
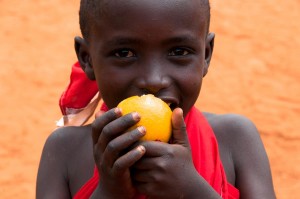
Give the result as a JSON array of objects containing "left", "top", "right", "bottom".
[{"left": 36, "top": 0, "right": 276, "bottom": 198}]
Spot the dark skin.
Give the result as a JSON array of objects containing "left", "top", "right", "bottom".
[{"left": 36, "top": 0, "right": 276, "bottom": 198}]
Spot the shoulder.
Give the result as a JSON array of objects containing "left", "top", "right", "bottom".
[
  {"left": 203, "top": 112, "right": 276, "bottom": 198},
  {"left": 44, "top": 125, "right": 92, "bottom": 157},
  {"left": 203, "top": 112, "right": 265, "bottom": 165},
  {"left": 42, "top": 125, "right": 95, "bottom": 173},
  {"left": 39, "top": 125, "right": 93, "bottom": 175},
  {"left": 37, "top": 125, "right": 94, "bottom": 198},
  {"left": 203, "top": 112, "right": 260, "bottom": 149},
  {"left": 203, "top": 111, "right": 257, "bottom": 134},
  {"left": 203, "top": 112, "right": 265, "bottom": 168}
]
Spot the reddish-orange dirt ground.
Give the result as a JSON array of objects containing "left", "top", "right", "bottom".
[{"left": 1, "top": 0, "right": 299, "bottom": 198}]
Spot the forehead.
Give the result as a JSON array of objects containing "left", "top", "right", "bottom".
[
  {"left": 100, "top": 0, "right": 207, "bottom": 19},
  {"left": 91, "top": 0, "right": 209, "bottom": 39}
]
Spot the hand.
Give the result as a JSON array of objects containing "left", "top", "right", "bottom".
[
  {"left": 132, "top": 108, "right": 200, "bottom": 199},
  {"left": 94, "top": 110, "right": 105, "bottom": 118},
  {"left": 91, "top": 108, "right": 146, "bottom": 199}
]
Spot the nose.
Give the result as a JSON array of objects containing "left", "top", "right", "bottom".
[{"left": 135, "top": 64, "right": 171, "bottom": 94}]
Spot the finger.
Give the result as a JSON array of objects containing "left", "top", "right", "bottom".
[
  {"left": 99, "top": 112, "right": 141, "bottom": 152},
  {"left": 139, "top": 141, "right": 169, "bottom": 156},
  {"left": 171, "top": 108, "right": 190, "bottom": 148},
  {"left": 91, "top": 108, "right": 121, "bottom": 146},
  {"left": 112, "top": 145, "right": 146, "bottom": 176},
  {"left": 95, "top": 110, "right": 105, "bottom": 118},
  {"left": 103, "top": 126, "right": 146, "bottom": 168},
  {"left": 133, "top": 156, "right": 159, "bottom": 170}
]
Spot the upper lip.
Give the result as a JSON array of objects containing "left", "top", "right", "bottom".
[{"left": 157, "top": 96, "right": 179, "bottom": 110}]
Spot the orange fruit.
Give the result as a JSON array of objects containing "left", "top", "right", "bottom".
[{"left": 117, "top": 94, "right": 172, "bottom": 142}]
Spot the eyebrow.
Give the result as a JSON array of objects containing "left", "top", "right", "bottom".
[
  {"left": 105, "top": 34, "right": 200, "bottom": 46},
  {"left": 161, "top": 35, "right": 200, "bottom": 45},
  {"left": 105, "top": 37, "right": 142, "bottom": 46}
]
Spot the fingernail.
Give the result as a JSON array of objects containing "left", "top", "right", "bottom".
[
  {"left": 137, "top": 126, "right": 146, "bottom": 135},
  {"left": 132, "top": 112, "right": 140, "bottom": 121},
  {"left": 175, "top": 108, "right": 183, "bottom": 116},
  {"left": 114, "top": 108, "right": 122, "bottom": 116},
  {"left": 179, "top": 108, "right": 183, "bottom": 116},
  {"left": 136, "top": 145, "right": 145, "bottom": 153}
]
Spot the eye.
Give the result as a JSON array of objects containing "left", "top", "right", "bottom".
[
  {"left": 114, "top": 49, "right": 136, "bottom": 58},
  {"left": 168, "top": 48, "right": 191, "bottom": 56}
]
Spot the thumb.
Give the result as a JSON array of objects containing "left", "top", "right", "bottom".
[{"left": 171, "top": 108, "right": 190, "bottom": 148}]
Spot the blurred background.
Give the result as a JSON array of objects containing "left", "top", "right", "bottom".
[{"left": 0, "top": 0, "right": 299, "bottom": 198}]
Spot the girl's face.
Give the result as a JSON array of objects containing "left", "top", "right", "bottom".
[{"left": 82, "top": 0, "right": 213, "bottom": 116}]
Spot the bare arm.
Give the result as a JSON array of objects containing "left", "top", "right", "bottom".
[
  {"left": 36, "top": 128, "right": 71, "bottom": 199},
  {"left": 222, "top": 114, "right": 276, "bottom": 199}
]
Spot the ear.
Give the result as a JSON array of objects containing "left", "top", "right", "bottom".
[
  {"left": 203, "top": 32, "right": 215, "bottom": 77},
  {"left": 74, "top": 36, "right": 95, "bottom": 80}
]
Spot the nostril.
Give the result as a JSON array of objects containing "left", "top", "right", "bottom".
[{"left": 136, "top": 76, "right": 171, "bottom": 94}]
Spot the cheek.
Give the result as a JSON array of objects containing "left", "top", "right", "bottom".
[
  {"left": 181, "top": 73, "right": 202, "bottom": 105},
  {"left": 181, "top": 70, "right": 202, "bottom": 91},
  {"left": 187, "top": 80, "right": 202, "bottom": 97},
  {"left": 178, "top": 60, "right": 204, "bottom": 89},
  {"left": 98, "top": 83, "right": 122, "bottom": 108},
  {"left": 95, "top": 71, "right": 134, "bottom": 108},
  {"left": 94, "top": 72, "right": 118, "bottom": 106}
]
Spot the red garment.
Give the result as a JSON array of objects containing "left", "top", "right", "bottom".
[
  {"left": 73, "top": 106, "right": 240, "bottom": 199},
  {"left": 59, "top": 62, "right": 98, "bottom": 115}
]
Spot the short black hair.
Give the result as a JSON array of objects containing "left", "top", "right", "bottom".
[
  {"left": 79, "top": 0, "right": 211, "bottom": 40},
  {"left": 79, "top": 0, "right": 102, "bottom": 41}
]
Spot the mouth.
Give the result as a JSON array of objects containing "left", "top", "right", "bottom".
[
  {"left": 166, "top": 102, "right": 177, "bottom": 111},
  {"left": 137, "top": 94, "right": 179, "bottom": 111},
  {"left": 159, "top": 97, "right": 179, "bottom": 111}
]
